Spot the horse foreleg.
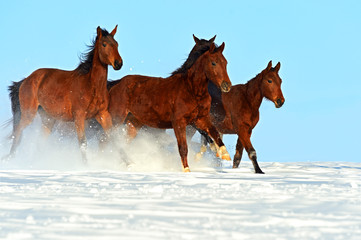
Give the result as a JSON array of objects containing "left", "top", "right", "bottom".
[
  {"left": 95, "top": 111, "right": 113, "bottom": 150},
  {"left": 233, "top": 137, "right": 244, "bottom": 168},
  {"left": 74, "top": 115, "right": 87, "bottom": 163},
  {"left": 194, "top": 118, "right": 231, "bottom": 161},
  {"left": 237, "top": 127, "right": 264, "bottom": 174},
  {"left": 173, "top": 121, "right": 190, "bottom": 172}
]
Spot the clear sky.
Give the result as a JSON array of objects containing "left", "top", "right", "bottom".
[{"left": 0, "top": 0, "right": 360, "bottom": 162}]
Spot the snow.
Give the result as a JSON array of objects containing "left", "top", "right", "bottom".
[
  {"left": 1, "top": 124, "right": 361, "bottom": 239},
  {"left": 1, "top": 162, "right": 361, "bottom": 239}
]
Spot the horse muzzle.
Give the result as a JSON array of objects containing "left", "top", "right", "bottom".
[
  {"left": 274, "top": 98, "right": 285, "bottom": 108},
  {"left": 113, "top": 59, "right": 123, "bottom": 70},
  {"left": 221, "top": 81, "right": 231, "bottom": 93}
]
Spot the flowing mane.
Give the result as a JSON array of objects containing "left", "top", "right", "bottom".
[
  {"left": 107, "top": 38, "right": 216, "bottom": 90},
  {"left": 75, "top": 29, "right": 110, "bottom": 75},
  {"left": 171, "top": 41, "right": 217, "bottom": 76}
]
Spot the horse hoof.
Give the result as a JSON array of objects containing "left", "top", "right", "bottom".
[
  {"left": 195, "top": 153, "right": 203, "bottom": 161},
  {"left": 1, "top": 154, "right": 13, "bottom": 162},
  {"left": 127, "top": 163, "right": 135, "bottom": 170},
  {"left": 221, "top": 154, "right": 231, "bottom": 161},
  {"left": 183, "top": 167, "right": 191, "bottom": 173}
]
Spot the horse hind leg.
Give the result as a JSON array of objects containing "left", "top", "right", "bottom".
[
  {"left": 38, "top": 107, "right": 56, "bottom": 138},
  {"left": 9, "top": 107, "right": 38, "bottom": 157},
  {"left": 233, "top": 137, "right": 244, "bottom": 168}
]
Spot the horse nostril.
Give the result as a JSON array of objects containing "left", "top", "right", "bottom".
[
  {"left": 277, "top": 99, "right": 284, "bottom": 107},
  {"left": 114, "top": 60, "right": 123, "bottom": 70},
  {"left": 221, "top": 81, "right": 231, "bottom": 92}
]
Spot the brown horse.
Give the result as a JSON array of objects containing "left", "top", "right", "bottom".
[
  {"left": 108, "top": 41, "right": 232, "bottom": 172},
  {"left": 194, "top": 61, "right": 285, "bottom": 173},
  {"left": 7, "top": 26, "right": 123, "bottom": 161},
  {"left": 106, "top": 34, "right": 217, "bottom": 139}
]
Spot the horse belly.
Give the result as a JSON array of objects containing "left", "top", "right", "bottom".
[
  {"left": 38, "top": 98, "right": 73, "bottom": 121},
  {"left": 37, "top": 90, "right": 73, "bottom": 121},
  {"left": 86, "top": 98, "right": 107, "bottom": 119},
  {"left": 131, "top": 106, "right": 173, "bottom": 129}
]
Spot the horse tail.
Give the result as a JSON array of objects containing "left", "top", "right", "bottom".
[{"left": 8, "top": 80, "right": 24, "bottom": 136}]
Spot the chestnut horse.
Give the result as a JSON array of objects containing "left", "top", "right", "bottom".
[
  {"left": 194, "top": 61, "right": 285, "bottom": 173},
  {"left": 108, "top": 41, "right": 232, "bottom": 172},
  {"left": 7, "top": 26, "right": 123, "bottom": 161},
  {"left": 104, "top": 34, "right": 217, "bottom": 139}
]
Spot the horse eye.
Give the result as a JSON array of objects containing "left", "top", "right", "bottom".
[
  {"left": 268, "top": 79, "right": 272, "bottom": 83},
  {"left": 102, "top": 43, "right": 107, "bottom": 47},
  {"left": 212, "top": 62, "right": 216, "bottom": 66}
]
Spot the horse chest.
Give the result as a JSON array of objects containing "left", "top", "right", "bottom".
[
  {"left": 188, "top": 96, "right": 211, "bottom": 120},
  {"left": 250, "top": 112, "right": 260, "bottom": 128},
  {"left": 87, "top": 94, "right": 107, "bottom": 115}
]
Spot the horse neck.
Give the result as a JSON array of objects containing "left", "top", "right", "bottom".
[
  {"left": 245, "top": 73, "right": 264, "bottom": 110},
  {"left": 184, "top": 58, "right": 209, "bottom": 98},
  {"left": 89, "top": 45, "right": 108, "bottom": 90}
]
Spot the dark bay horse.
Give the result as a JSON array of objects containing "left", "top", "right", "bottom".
[
  {"left": 6, "top": 26, "right": 123, "bottom": 161},
  {"left": 108, "top": 41, "right": 232, "bottom": 172},
  {"left": 195, "top": 61, "right": 285, "bottom": 173}
]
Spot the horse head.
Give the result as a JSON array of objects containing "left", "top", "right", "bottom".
[
  {"left": 96, "top": 25, "right": 123, "bottom": 70},
  {"left": 261, "top": 61, "right": 285, "bottom": 108},
  {"left": 202, "top": 42, "right": 231, "bottom": 93}
]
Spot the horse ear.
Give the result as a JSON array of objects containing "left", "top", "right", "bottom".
[
  {"left": 209, "top": 35, "right": 216, "bottom": 43},
  {"left": 217, "top": 42, "right": 225, "bottom": 53},
  {"left": 97, "top": 26, "right": 102, "bottom": 38},
  {"left": 110, "top": 25, "right": 118, "bottom": 37},
  {"left": 209, "top": 42, "right": 216, "bottom": 53},
  {"left": 193, "top": 34, "right": 200, "bottom": 44},
  {"left": 275, "top": 62, "right": 281, "bottom": 72},
  {"left": 266, "top": 60, "right": 272, "bottom": 70}
]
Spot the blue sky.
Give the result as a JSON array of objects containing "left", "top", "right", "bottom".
[{"left": 1, "top": 0, "right": 360, "bottom": 162}]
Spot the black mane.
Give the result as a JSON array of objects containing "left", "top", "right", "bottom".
[
  {"left": 171, "top": 39, "right": 217, "bottom": 76},
  {"left": 75, "top": 29, "right": 110, "bottom": 75}
]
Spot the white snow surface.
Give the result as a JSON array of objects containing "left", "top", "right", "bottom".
[
  {"left": 1, "top": 161, "right": 361, "bottom": 240},
  {"left": 0, "top": 125, "right": 361, "bottom": 239}
]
